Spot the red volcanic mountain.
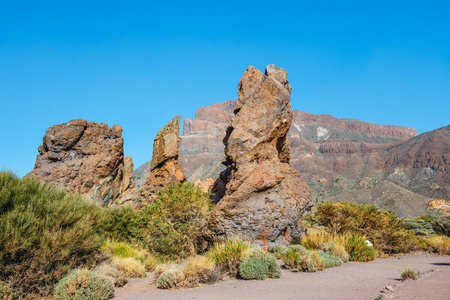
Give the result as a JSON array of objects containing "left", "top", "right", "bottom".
[{"left": 133, "top": 100, "right": 449, "bottom": 217}]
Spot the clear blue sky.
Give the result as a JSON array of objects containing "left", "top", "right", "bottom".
[{"left": 1, "top": 1, "right": 449, "bottom": 177}]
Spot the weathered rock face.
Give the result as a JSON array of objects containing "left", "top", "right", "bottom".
[
  {"left": 145, "top": 116, "right": 186, "bottom": 191},
  {"left": 28, "top": 119, "right": 134, "bottom": 205},
  {"left": 209, "top": 65, "right": 312, "bottom": 244}
]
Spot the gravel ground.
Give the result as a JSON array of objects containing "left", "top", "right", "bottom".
[{"left": 114, "top": 254, "right": 450, "bottom": 300}]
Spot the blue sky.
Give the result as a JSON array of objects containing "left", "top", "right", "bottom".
[{"left": 1, "top": 1, "right": 449, "bottom": 177}]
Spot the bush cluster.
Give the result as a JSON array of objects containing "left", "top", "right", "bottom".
[
  {"left": 238, "top": 251, "right": 281, "bottom": 280},
  {"left": 403, "top": 215, "right": 450, "bottom": 237},
  {"left": 0, "top": 172, "right": 104, "bottom": 298},
  {"left": 302, "top": 201, "right": 413, "bottom": 253},
  {"left": 206, "top": 239, "right": 253, "bottom": 276},
  {"left": 53, "top": 269, "right": 114, "bottom": 300}
]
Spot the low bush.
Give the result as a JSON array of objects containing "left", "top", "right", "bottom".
[
  {"left": 267, "top": 244, "right": 287, "bottom": 259},
  {"left": 53, "top": 269, "right": 114, "bottom": 300},
  {"left": 425, "top": 235, "right": 450, "bottom": 255},
  {"left": 112, "top": 257, "right": 146, "bottom": 278},
  {"left": 206, "top": 239, "right": 253, "bottom": 275},
  {"left": 102, "top": 240, "right": 157, "bottom": 271},
  {"left": 298, "top": 250, "right": 326, "bottom": 272},
  {"left": 302, "top": 202, "right": 413, "bottom": 253},
  {"left": 238, "top": 251, "right": 282, "bottom": 280},
  {"left": 141, "top": 183, "right": 212, "bottom": 260},
  {"left": 281, "top": 245, "right": 307, "bottom": 269},
  {"left": 344, "top": 233, "right": 375, "bottom": 262},
  {"left": 0, "top": 172, "right": 104, "bottom": 298},
  {"left": 157, "top": 269, "right": 185, "bottom": 289},
  {"left": 320, "top": 242, "right": 349, "bottom": 263},
  {"left": 399, "top": 267, "right": 419, "bottom": 280},
  {"left": 403, "top": 215, "right": 450, "bottom": 237},
  {"left": 319, "top": 251, "right": 343, "bottom": 268},
  {"left": 182, "top": 256, "right": 218, "bottom": 287},
  {"left": 94, "top": 264, "right": 127, "bottom": 287}
]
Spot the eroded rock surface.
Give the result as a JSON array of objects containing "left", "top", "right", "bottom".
[
  {"left": 144, "top": 116, "right": 186, "bottom": 192},
  {"left": 208, "top": 65, "right": 312, "bottom": 244},
  {"left": 28, "top": 119, "right": 134, "bottom": 205}
]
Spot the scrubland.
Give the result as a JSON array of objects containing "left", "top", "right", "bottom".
[{"left": 0, "top": 171, "right": 449, "bottom": 299}]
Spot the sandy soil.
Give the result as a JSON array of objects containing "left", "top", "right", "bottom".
[{"left": 114, "top": 254, "right": 450, "bottom": 300}]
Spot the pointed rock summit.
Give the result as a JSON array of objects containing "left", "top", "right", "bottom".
[
  {"left": 145, "top": 115, "right": 186, "bottom": 190},
  {"left": 209, "top": 65, "right": 313, "bottom": 244},
  {"left": 28, "top": 119, "right": 134, "bottom": 205}
]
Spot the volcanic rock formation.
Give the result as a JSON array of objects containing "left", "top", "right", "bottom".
[
  {"left": 144, "top": 115, "right": 186, "bottom": 192},
  {"left": 28, "top": 119, "right": 134, "bottom": 205},
  {"left": 208, "top": 65, "right": 312, "bottom": 244}
]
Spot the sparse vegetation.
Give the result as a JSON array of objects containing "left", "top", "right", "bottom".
[
  {"left": 53, "top": 269, "right": 114, "bottom": 300},
  {"left": 399, "top": 267, "right": 419, "bottom": 280},
  {"left": 94, "top": 264, "right": 127, "bottom": 287},
  {"left": 112, "top": 257, "right": 146, "bottom": 278}
]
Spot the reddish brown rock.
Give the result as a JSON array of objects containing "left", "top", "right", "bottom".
[
  {"left": 28, "top": 119, "right": 133, "bottom": 205},
  {"left": 209, "top": 65, "right": 313, "bottom": 244},
  {"left": 144, "top": 116, "right": 186, "bottom": 191}
]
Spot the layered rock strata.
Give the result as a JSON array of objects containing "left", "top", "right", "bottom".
[
  {"left": 144, "top": 115, "right": 186, "bottom": 192},
  {"left": 28, "top": 119, "right": 134, "bottom": 205},
  {"left": 208, "top": 65, "right": 312, "bottom": 244}
]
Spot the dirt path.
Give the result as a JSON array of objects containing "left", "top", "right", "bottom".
[{"left": 114, "top": 254, "right": 450, "bottom": 300}]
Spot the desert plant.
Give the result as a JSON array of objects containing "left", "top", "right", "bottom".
[
  {"left": 298, "top": 250, "right": 326, "bottom": 272},
  {"left": 112, "top": 257, "right": 146, "bottom": 278},
  {"left": 319, "top": 251, "right": 343, "bottom": 268},
  {"left": 53, "top": 269, "right": 114, "bottom": 300},
  {"left": 301, "top": 230, "right": 332, "bottom": 250},
  {"left": 157, "top": 269, "right": 185, "bottom": 289},
  {"left": 97, "top": 205, "right": 142, "bottom": 243},
  {"left": 0, "top": 172, "right": 104, "bottom": 297},
  {"left": 238, "top": 251, "right": 282, "bottom": 280},
  {"left": 102, "top": 240, "right": 158, "bottom": 272},
  {"left": 281, "top": 245, "right": 307, "bottom": 269},
  {"left": 399, "top": 267, "right": 419, "bottom": 280},
  {"left": 302, "top": 202, "right": 413, "bottom": 253},
  {"left": 344, "top": 233, "right": 375, "bottom": 262},
  {"left": 182, "top": 256, "right": 218, "bottom": 287},
  {"left": 320, "top": 242, "right": 349, "bottom": 263},
  {"left": 141, "top": 183, "right": 212, "bottom": 260},
  {"left": 267, "top": 244, "right": 287, "bottom": 259},
  {"left": 206, "top": 239, "right": 253, "bottom": 275},
  {"left": 425, "top": 235, "right": 450, "bottom": 255},
  {"left": 94, "top": 264, "right": 127, "bottom": 287}
]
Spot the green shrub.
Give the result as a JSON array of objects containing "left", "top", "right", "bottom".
[
  {"left": 97, "top": 205, "right": 142, "bottom": 243},
  {"left": 298, "top": 250, "right": 326, "bottom": 272},
  {"left": 238, "top": 251, "right": 282, "bottom": 280},
  {"left": 53, "top": 269, "right": 114, "bottom": 300},
  {"left": 319, "top": 251, "right": 343, "bottom": 268},
  {"left": 94, "top": 264, "right": 127, "bottom": 287},
  {"left": 157, "top": 269, "right": 185, "bottom": 289},
  {"left": 302, "top": 202, "right": 412, "bottom": 253},
  {"left": 281, "top": 245, "right": 307, "bottom": 269},
  {"left": 319, "top": 242, "right": 349, "bottom": 263},
  {"left": 206, "top": 239, "right": 253, "bottom": 276},
  {"left": 267, "top": 244, "right": 287, "bottom": 259},
  {"left": 0, "top": 172, "right": 104, "bottom": 297},
  {"left": 141, "top": 183, "right": 212, "bottom": 260},
  {"left": 404, "top": 215, "right": 450, "bottom": 237},
  {"left": 344, "top": 233, "right": 375, "bottom": 262}
]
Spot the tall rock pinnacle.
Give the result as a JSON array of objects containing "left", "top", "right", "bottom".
[{"left": 209, "top": 65, "right": 313, "bottom": 244}]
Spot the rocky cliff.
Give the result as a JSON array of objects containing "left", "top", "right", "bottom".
[{"left": 28, "top": 119, "right": 134, "bottom": 205}]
